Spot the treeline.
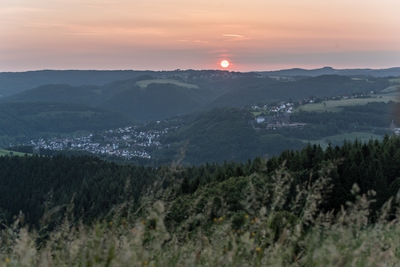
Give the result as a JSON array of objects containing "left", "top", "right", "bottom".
[
  {"left": 161, "top": 136, "right": 400, "bottom": 229},
  {"left": 1, "top": 136, "right": 400, "bottom": 229},
  {"left": 267, "top": 136, "right": 400, "bottom": 211},
  {"left": 0, "top": 155, "right": 157, "bottom": 226}
]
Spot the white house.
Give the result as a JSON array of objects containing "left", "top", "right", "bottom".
[{"left": 256, "top": 117, "right": 265, "bottom": 123}]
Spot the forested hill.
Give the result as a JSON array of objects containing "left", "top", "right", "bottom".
[
  {"left": 208, "top": 75, "right": 391, "bottom": 108},
  {"left": 158, "top": 108, "right": 304, "bottom": 164},
  {"left": 156, "top": 102, "right": 400, "bottom": 165},
  {"left": 257, "top": 66, "right": 400, "bottom": 77},
  {"left": 1, "top": 78, "right": 209, "bottom": 121},
  {"left": 96, "top": 82, "right": 207, "bottom": 121},
  {"left": 0, "top": 102, "right": 136, "bottom": 145},
  {"left": 0, "top": 70, "right": 152, "bottom": 97},
  {"left": 0, "top": 155, "right": 157, "bottom": 225},
  {"left": 1, "top": 136, "right": 400, "bottom": 228}
]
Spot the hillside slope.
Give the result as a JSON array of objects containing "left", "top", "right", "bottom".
[
  {"left": 258, "top": 66, "right": 400, "bottom": 77},
  {"left": 1, "top": 78, "right": 209, "bottom": 121},
  {"left": 209, "top": 75, "right": 391, "bottom": 107},
  {"left": 2, "top": 84, "right": 103, "bottom": 105},
  {"left": 0, "top": 102, "right": 136, "bottom": 145},
  {"left": 97, "top": 83, "right": 207, "bottom": 121},
  {"left": 0, "top": 70, "right": 153, "bottom": 97},
  {"left": 158, "top": 108, "right": 303, "bottom": 164}
]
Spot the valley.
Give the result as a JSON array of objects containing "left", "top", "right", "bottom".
[{"left": 1, "top": 68, "right": 399, "bottom": 165}]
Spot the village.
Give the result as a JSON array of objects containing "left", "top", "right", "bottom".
[
  {"left": 18, "top": 124, "right": 182, "bottom": 160},
  {"left": 248, "top": 91, "right": 380, "bottom": 130}
]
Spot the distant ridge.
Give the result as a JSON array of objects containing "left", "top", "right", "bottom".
[
  {"left": 0, "top": 70, "right": 152, "bottom": 97},
  {"left": 0, "top": 67, "right": 398, "bottom": 97},
  {"left": 258, "top": 66, "right": 400, "bottom": 77}
]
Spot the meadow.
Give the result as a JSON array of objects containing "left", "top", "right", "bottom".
[
  {"left": 382, "top": 85, "right": 399, "bottom": 93},
  {"left": 0, "top": 149, "right": 29, "bottom": 156},
  {"left": 135, "top": 79, "right": 199, "bottom": 89},
  {"left": 251, "top": 111, "right": 263, "bottom": 116},
  {"left": 297, "top": 92, "right": 400, "bottom": 112}
]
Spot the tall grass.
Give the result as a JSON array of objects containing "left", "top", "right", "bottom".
[{"left": 1, "top": 162, "right": 400, "bottom": 266}]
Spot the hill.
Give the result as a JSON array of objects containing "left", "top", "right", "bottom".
[
  {"left": 209, "top": 75, "right": 391, "bottom": 108},
  {"left": 2, "top": 84, "right": 103, "bottom": 105},
  {"left": 1, "top": 77, "right": 210, "bottom": 121},
  {"left": 97, "top": 82, "right": 208, "bottom": 121},
  {"left": 259, "top": 66, "right": 400, "bottom": 77},
  {"left": 158, "top": 108, "right": 303, "bottom": 164},
  {"left": 0, "top": 102, "right": 136, "bottom": 145},
  {"left": 135, "top": 79, "right": 199, "bottom": 89},
  {"left": 0, "top": 70, "right": 153, "bottom": 97}
]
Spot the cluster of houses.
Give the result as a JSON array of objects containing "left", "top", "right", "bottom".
[
  {"left": 252, "top": 92, "right": 376, "bottom": 115},
  {"left": 390, "top": 120, "right": 400, "bottom": 136},
  {"left": 18, "top": 125, "right": 175, "bottom": 160},
  {"left": 252, "top": 114, "right": 306, "bottom": 130},
  {"left": 251, "top": 102, "right": 294, "bottom": 114}
]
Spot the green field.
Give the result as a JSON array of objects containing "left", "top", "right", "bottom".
[
  {"left": 296, "top": 92, "right": 400, "bottom": 112},
  {"left": 0, "top": 149, "right": 31, "bottom": 156},
  {"left": 301, "top": 132, "right": 384, "bottom": 149},
  {"left": 252, "top": 111, "right": 263, "bottom": 116},
  {"left": 382, "top": 85, "right": 400, "bottom": 93},
  {"left": 135, "top": 79, "right": 199, "bottom": 89},
  {"left": 389, "top": 78, "right": 400, "bottom": 83}
]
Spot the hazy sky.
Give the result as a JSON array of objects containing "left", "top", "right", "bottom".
[{"left": 1, "top": 0, "right": 400, "bottom": 72}]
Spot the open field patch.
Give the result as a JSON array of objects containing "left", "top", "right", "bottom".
[
  {"left": 135, "top": 79, "right": 199, "bottom": 89},
  {"left": 252, "top": 111, "right": 263, "bottom": 116},
  {"left": 382, "top": 85, "right": 400, "bottom": 93},
  {"left": 0, "top": 149, "right": 31, "bottom": 156},
  {"left": 389, "top": 78, "right": 400, "bottom": 83},
  {"left": 296, "top": 92, "right": 400, "bottom": 112}
]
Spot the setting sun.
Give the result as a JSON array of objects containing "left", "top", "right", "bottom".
[{"left": 221, "top": 60, "right": 230, "bottom": 68}]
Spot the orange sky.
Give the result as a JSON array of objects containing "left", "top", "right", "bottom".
[{"left": 1, "top": 0, "right": 399, "bottom": 71}]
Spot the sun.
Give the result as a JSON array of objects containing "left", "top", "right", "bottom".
[{"left": 220, "top": 60, "right": 229, "bottom": 68}]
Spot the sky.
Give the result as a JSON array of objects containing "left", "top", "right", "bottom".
[{"left": 1, "top": 0, "right": 400, "bottom": 72}]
